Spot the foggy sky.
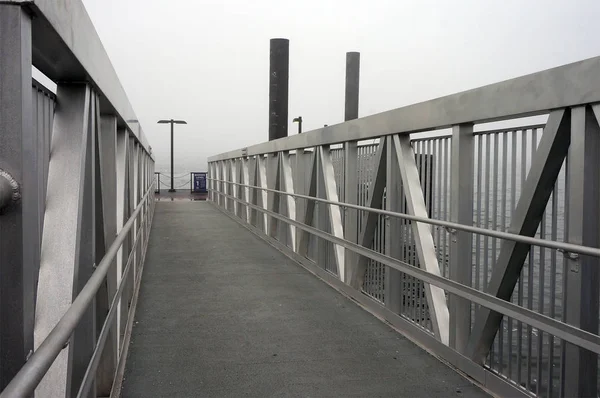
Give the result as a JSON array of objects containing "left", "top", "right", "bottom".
[{"left": 81, "top": 0, "right": 600, "bottom": 171}]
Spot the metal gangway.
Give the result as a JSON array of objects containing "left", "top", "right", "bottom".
[{"left": 1, "top": 0, "right": 599, "bottom": 397}]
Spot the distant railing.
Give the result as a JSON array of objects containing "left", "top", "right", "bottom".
[
  {"left": 207, "top": 57, "right": 600, "bottom": 398},
  {"left": 154, "top": 171, "right": 208, "bottom": 193},
  {"left": 1, "top": 0, "right": 155, "bottom": 396}
]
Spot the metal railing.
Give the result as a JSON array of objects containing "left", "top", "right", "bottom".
[
  {"left": 0, "top": 184, "right": 155, "bottom": 398},
  {"left": 0, "top": 1, "right": 155, "bottom": 396},
  {"left": 207, "top": 56, "right": 600, "bottom": 398}
]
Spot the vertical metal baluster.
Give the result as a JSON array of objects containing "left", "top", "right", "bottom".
[
  {"left": 508, "top": 130, "right": 517, "bottom": 380},
  {"left": 483, "top": 133, "right": 491, "bottom": 351},
  {"left": 475, "top": 135, "right": 482, "bottom": 293},
  {"left": 526, "top": 128, "right": 538, "bottom": 391},
  {"left": 425, "top": 139, "right": 433, "bottom": 329},
  {"left": 358, "top": 146, "right": 362, "bottom": 234},
  {"left": 516, "top": 129, "right": 527, "bottom": 385},
  {"left": 537, "top": 195, "right": 547, "bottom": 395},
  {"left": 442, "top": 138, "right": 448, "bottom": 277},
  {"left": 547, "top": 181, "right": 558, "bottom": 397},
  {"left": 416, "top": 140, "right": 422, "bottom": 325},
  {"left": 489, "top": 132, "right": 498, "bottom": 369},
  {"left": 377, "top": 211, "right": 382, "bottom": 301},
  {"left": 400, "top": 151, "right": 407, "bottom": 316},
  {"left": 381, "top": 145, "right": 385, "bottom": 298},
  {"left": 558, "top": 154, "right": 568, "bottom": 395},
  {"left": 435, "top": 139, "right": 441, "bottom": 268},
  {"left": 497, "top": 132, "right": 507, "bottom": 373},
  {"left": 426, "top": 139, "right": 432, "bottom": 219}
]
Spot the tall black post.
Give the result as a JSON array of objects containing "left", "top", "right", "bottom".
[
  {"left": 344, "top": 52, "right": 360, "bottom": 121},
  {"left": 269, "top": 38, "right": 289, "bottom": 141},
  {"left": 169, "top": 120, "right": 175, "bottom": 192}
]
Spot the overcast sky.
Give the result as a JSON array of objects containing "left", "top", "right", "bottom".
[{"left": 81, "top": 0, "right": 600, "bottom": 172}]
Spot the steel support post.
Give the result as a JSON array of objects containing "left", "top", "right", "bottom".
[
  {"left": 268, "top": 154, "right": 280, "bottom": 239},
  {"left": 297, "top": 152, "right": 317, "bottom": 257},
  {"left": 96, "top": 115, "right": 118, "bottom": 396},
  {"left": 240, "top": 159, "right": 251, "bottom": 222},
  {"left": 385, "top": 136, "right": 402, "bottom": 313},
  {"left": 34, "top": 84, "right": 93, "bottom": 397},
  {"left": 393, "top": 135, "right": 449, "bottom": 344},
  {"left": 294, "top": 149, "right": 306, "bottom": 252},
  {"left": 467, "top": 109, "right": 571, "bottom": 362},
  {"left": 117, "top": 132, "right": 133, "bottom": 353},
  {"left": 350, "top": 139, "right": 386, "bottom": 290},
  {"left": 169, "top": 122, "right": 174, "bottom": 192},
  {"left": 254, "top": 156, "right": 269, "bottom": 234},
  {"left": 449, "top": 123, "right": 474, "bottom": 353},
  {"left": 0, "top": 5, "right": 35, "bottom": 391},
  {"left": 343, "top": 142, "right": 358, "bottom": 284},
  {"left": 69, "top": 90, "right": 99, "bottom": 398},
  {"left": 230, "top": 159, "right": 238, "bottom": 217},
  {"left": 562, "top": 105, "right": 600, "bottom": 398},
  {"left": 319, "top": 146, "right": 345, "bottom": 280},
  {"left": 280, "top": 152, "right": 296, "bottom": 251},
  {"left": 315, "top": 147, "right": 326, "bottom": 268}
]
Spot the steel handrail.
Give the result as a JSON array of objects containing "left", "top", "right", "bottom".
[
  {"left": 212, "top": 189, "right": 600, "bottom": 355},
  {"left": 208, "top": 178, "right": 600, "bottom": 258},
  {"left": 76, "top": 195, "right": 154, "bottom": 398},
  {"left": 0, "top": 184, "right": 155, "bottom": 398}
]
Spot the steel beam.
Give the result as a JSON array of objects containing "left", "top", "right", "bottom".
[
  {"left": 230, "top": 159, "right": 239, "bottom": 217},
  {"left": 68, "top": 89, "right": 99, "bottom": 398},
  {"left": 318, "top": 146, "right": 345, "bottom": 280},
  {"left": 95, "top": 114, "right": 118, "bottom": 396},
  {"left": 393, "top": 135, "right": 450, "bottom": 344},
  {"left": 449, "top": 123, "right": 474, "bottom": 352},
  {"left": 343, "top": 142, "right": 358, "bottom": 284},
  {"left": 466, "top": 109, "right": 571, "bottom": 363},
  {"left": 348, "top": 139, "right": 386, "bottom": 290},
  {"left": 34, "top": 84, "right": 91, "bottom": 397},
  {"left": 0, "top": 5, "right": 34, "bottom": 391},
  {"left": 297, "top": 151, "right": 317, "bottom": 257},
  {"left": 210, "top": 56, "right": 600, "bottom": 162},
  {"left": 268, "top": 154, "right": 281, "bottom": 239},
  {"left": 280, "top": 152, "right": 296, "bottom": 251},
  {"left": 252, "top": 156, "right": 268, "bottom": 234},
  {"left": 384, "top": 136, "right": 402, "bottom": 313},
  {"left": 116, "top": 130, "right": 132, "bottom": 353},
  {"left": 241, "top": 159, "right": 251, "bottom": 222},
  {"left": 4, "top": 0, "right": 151, "bottom": 151},
  {"left": 562, "top": 105, "right": 600, "bottom": 398}
]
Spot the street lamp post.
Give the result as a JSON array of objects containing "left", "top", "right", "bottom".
[
  {"left": 157, "top": 119, "right": 187, "bottom": 192},
  {"left": 292, "top": 116, "right": 302, "bottom": 134}
]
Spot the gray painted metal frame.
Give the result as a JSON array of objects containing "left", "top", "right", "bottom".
[
  {"left": 213, "top": 197, "right": 531, "bottom": 398},
  {"left": 210, "top": 56, "right": 600, "bottom": 161},
  {"left": 3, "top": 0, "right": 151, "bottom": 151},
  {"left": 0, "top": 1, "right": 155, "bottom": 395},
  {"left": 392, "top": 134, "right": 449, "bottom": 345},
  {"left": 207, "top": 55, "right": 600, "bottom": 397},
  {"left": 466, "top": 109, "right": 571, "bottom": 363},
  {"left": 209, "top": 184, "right": 600, "bottom": 354},
  {"left": 0, "top": 5, "right": 35, "bottom": 390}
]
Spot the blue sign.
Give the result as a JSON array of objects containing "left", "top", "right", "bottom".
[{"left": 192, "top": 172, "right": 207, "bottom": 193}]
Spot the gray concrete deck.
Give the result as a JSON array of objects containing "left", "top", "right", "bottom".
[{"left": 121, "top": 202, "right": 489, "bottom": 397}]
